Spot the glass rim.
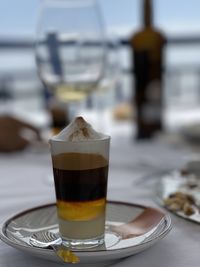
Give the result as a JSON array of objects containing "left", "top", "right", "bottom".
[{"left": 49, "top": 135, "right": 111, "bottom": 143}]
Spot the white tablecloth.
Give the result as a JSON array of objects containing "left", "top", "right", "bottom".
[{"left": 0, "top": 139, "right": 200, "bottom": 267}]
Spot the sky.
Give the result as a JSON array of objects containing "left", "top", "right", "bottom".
[{"left": 0, "top": 0, "right": 200, "bottom": 38}]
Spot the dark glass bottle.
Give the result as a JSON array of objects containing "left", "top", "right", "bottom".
[{"left": 130, "top": 0, "right": 166, "bottom": 139}]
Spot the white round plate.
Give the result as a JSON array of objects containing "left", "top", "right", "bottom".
[
  {"left": 156, "top": 171, "right": 200, "bottom": 223},
  {"left": 0, "top": 201, "right": 171, "bottom": 265}
]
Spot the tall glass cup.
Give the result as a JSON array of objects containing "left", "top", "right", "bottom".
[{"left": 49, "top": 135, "right": 110, "bottom": 249}]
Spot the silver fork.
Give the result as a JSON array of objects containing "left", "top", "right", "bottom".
[{"left": 30, "top": 231, "right": 79, "bottom": 263}]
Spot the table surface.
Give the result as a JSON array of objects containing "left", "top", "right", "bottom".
[{"left": 0, "top": 137, "right": 200, "bottom": 267}]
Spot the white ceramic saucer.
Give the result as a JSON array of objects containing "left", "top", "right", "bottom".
[{"left": 0, "top": 201, "right": 171, "bottom": 264}]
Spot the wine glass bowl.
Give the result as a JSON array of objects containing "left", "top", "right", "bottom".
[{"left": 35, "top": 0, "right": 106, "bottom": 103}]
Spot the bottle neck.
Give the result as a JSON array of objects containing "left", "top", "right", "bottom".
[{"left": 143, "top": 0, "right": 153, "bottom": 28}]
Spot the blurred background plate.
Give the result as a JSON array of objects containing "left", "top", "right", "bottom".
[{"left": 156, "top": 171, "right": 200, "bottom": 223}]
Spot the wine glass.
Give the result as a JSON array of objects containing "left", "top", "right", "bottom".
[
  {"left": 35, "top": 0, "right": 107, "bottom": 118},
  {"left": 35, "top": 0, "right": 108, "bottom": 185}
]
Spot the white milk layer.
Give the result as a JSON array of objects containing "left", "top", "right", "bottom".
[{"left": 58, "top": 214, "right": 105, "bottom": 240}]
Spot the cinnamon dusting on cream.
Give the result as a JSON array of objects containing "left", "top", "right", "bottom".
[
  {"left": 68, "top": 117, "right": 90, "bottom": 141},
  {"left": 53, "top": 116, "right": 106, "bottom": 141}
]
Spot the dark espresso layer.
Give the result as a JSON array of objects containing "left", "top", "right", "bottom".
[
  {"left": 52, "top": 153, "right": 108, "bottom": 202},
  {"left": 53, "top": 166, "right": 108, "bottom": 201}
]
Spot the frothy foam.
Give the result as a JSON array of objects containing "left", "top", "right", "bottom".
[{"left": 53, "top": 117, "right": 106, "bottom": 141}]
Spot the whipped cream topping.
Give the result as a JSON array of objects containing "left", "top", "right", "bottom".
[{"left": 54, "top": 116, "right": 105, "bottom": 141}]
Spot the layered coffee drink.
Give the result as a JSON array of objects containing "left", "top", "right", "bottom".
[
  {"left": 52, "top": 152, "right": 108, "bottom": 239},
  {"left": 50, "top": 117, "right": 110, "bottom": 248}
]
